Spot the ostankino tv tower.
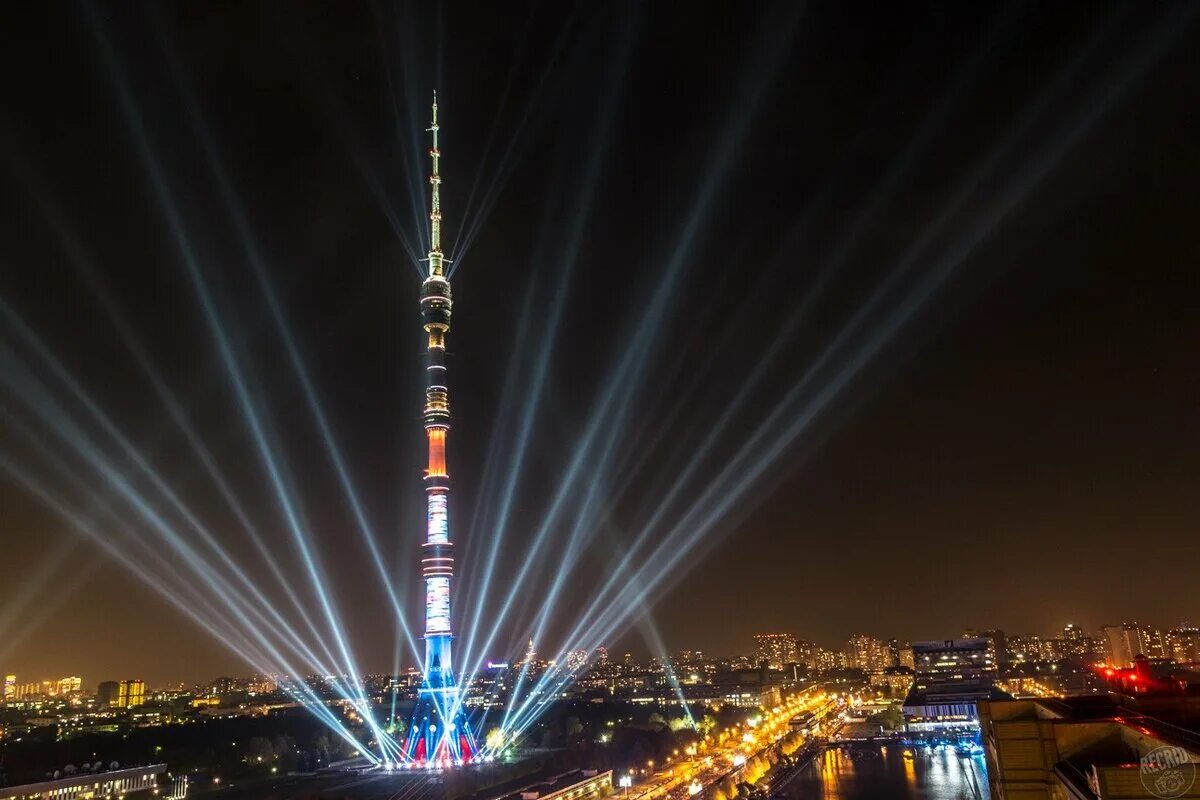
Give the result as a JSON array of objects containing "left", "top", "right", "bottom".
[{"left": 403, "top": 93, "right": 479, "bottom": 765}]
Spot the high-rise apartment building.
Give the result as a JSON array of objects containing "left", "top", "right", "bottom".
[
  {"left": 1060, "top": 623, "right": 1102, "bottom": 660},
  {"left": 795, "top": 639, "right": 819, "bottom": 670},
  {"left": 1166, "top": 625, "right": 1200, "bottom": 664},
  {"left": 112, "top": 679, "right": 145, "bottom": 708},
  {"left": 754, "top": 633, "right": 798, "bottom": 669},
  {"left": 968, "top": 629, "right": 1008, "bottom": 668},
  {"left": 1101, "top": 623, "right": 1155, "bottom": 667},
  {"left": 1062, "top": 623, "right": 1085, "bottom": 644},
  {"left": 845, "top": 634, "right": 892, "bottom": 673}
]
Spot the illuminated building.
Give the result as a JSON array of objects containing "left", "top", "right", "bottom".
[
  {"left": 1060, "top": 622, "right": 1102, "bottom": 661},
  {"left": 565, "top": 649, "right": 589, "bottom": 671},
  {"left": 979, "top": 629, "right": 1008, "bottom": 668},
  {"left": 753, "top": 633, "right": 797, "bottom": 670},
  {"left": 2, "top": 675, "right": 13, "bottom": 702},
  {"left": 911, "top": 638, "right": 996, "bottom": 684},
  {"left": 56, "top": 676, "right": 81, "bottom": 696},
  {"left": 96, "top": 678, "right": 145, "bottom": 708},
  {"left": 1007, "top": 634, "right": 1053, "bottom": 664},
  {"left": 792, "top": 640, "right": 847, "bottom": 673},
  {"left": 246, "top": 674, "right": 277, "bottom": 694},
  {"left": 820, "top": 647, "right": 847, "bottom": 672},
  {"left": 872, "top": 665, "right": 915, "bottom": 696},
  {"left": 403, "top": 94, "right": 478, "bottom": 765},
  {"left": 117, "top": 679, "right": 146, "bottom": 708},
  {"left": 0, "top": 763, "right": 166, "bottom": 800},
  {"left": 792, "top": 642, "right": 849, "bottom": 671},
  {"left": 845, "top": 634, "right": 892, "bottom": 673},
  {"left": 795, "top": 639, "right": 819, "bottom": 670},
  {"left": 1102, "top": 622, "right": 1156, "bottom": 668},
  {"left": 903, "top": 638, "right": 1005, "bottom": 731},
  {"left": 490, "top": 769, "right": 613, "bottom": 800},
  {"left": 1167, "top": 625, "right": 1200, "bottom": 664}
]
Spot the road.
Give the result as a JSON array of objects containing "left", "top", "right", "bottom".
[
  {"left": 183, "top": 688, "right": 850, "bottom": 800},
  {"left": 620, "top": 686, "right": 845, "bottom": 800}
]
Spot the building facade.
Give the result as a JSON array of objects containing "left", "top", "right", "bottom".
[
  {"left": 117, "top": 679, "right": 145, "bottom": 708},
  {"left": 0, "top": 764, "right": 166, "bottom": 800},
  {"left": 1167, "top": 626, "right": 1200, "bottom": 664},
  {"left": 1102, "top": 623, "right": 1157, "bottom": 668},
  {"left": 845, "top": 634, "right": 893, "bottom": 673},
  {"left": 903, "top": 638, "right": 1002, "bottom": 731},
  {"left": 754, "top": 633, "right": 798, "bottom": 670},
  {"left": 981, "top": 698, "right": 1200, "bottom": 799}
]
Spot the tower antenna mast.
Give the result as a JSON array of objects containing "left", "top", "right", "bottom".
[{"left": 427, "top": 90, "right": 446, "bottom": 275}]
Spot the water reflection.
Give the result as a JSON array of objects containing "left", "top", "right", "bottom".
[{"left": 780, "top": 744, "right": 988, "bottom": 799}]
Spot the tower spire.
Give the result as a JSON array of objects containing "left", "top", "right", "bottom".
[{"left": 427, "top": 91, "right": 444, "bottom": 276}]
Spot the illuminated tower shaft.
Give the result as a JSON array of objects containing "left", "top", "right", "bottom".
[
  {"left": 421, "top": 94, "right": 455, "bottom": 687},
  {"left": 405, "top": 91, "right": 476, "bottom": 766}
]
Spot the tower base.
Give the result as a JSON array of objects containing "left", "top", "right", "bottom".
[{"left": 403, "top": 684, "right": 478, "bottom": 765}]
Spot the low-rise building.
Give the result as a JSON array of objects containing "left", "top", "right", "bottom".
[
  {"left": 0, "top": 763, "right": 165, "bottom": 800},
  {"left": 488, "top": 769, "right": 613, "bottom": 800},
  {"left": 870, "top": 666, "right": 915, "bottom": 697},
  {"left": 981, "top": 697, "right": 1200, "bottom": 799}
]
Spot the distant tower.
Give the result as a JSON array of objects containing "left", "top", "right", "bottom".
[{"left": 404, "top": 92, "right": 478, "bottom": 765}]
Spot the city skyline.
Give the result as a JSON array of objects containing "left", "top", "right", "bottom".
[
  {"left": 8, "top": 617, "right": 1200, "bottom": 690},
  {"left": 3, "top": 1, "right": 1199, "bottom": 696}
]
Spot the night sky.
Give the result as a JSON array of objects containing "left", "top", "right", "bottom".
[{"left": 2, "top": 1, "right": 1198, "bottom": 686}]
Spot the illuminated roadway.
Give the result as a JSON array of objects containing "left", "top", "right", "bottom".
[
  {"left": 190, "top": 689, "right": 849, "bottom": 800},
  {"left": 618, "top": 687, "right": 845, "bottom": 800}
]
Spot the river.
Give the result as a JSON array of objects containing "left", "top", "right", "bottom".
[{"left": 775, "top": 744, "right": 989, "bottom": 800}]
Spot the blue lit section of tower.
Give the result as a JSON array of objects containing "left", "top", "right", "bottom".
[{"left": 404, "top": 93, "right": 478, "bottom": 765}]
